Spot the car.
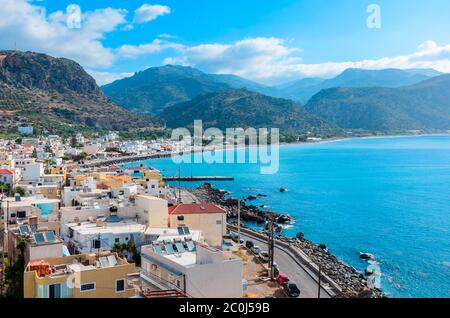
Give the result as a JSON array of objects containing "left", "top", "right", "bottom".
[
  {"left": 276, "top": 274, "right": 290, "bottom": 285},
  {"left": 259, "top": 251, "right": 270, "bottom": 263},
  {"left": 283, "top": 283, "right": 301, "bottom": 298},
  {"left": 251, "top": 245, "right": 261, "bottom": 255},
  {"left": 245, "top": 240, "right": 254, "bottom": 249},
  {"left": 230, "top": 232, "right": 239, "bottom": 242}
]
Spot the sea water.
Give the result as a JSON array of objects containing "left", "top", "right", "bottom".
[{"left": 125, "top": 135, "right": 450, "bottom": 298}]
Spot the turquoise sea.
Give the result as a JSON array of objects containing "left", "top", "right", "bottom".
[{"left": 124, "top": 135, "right": 450, "bottom": 298}]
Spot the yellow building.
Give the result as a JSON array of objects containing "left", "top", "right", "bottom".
[
  {"left": 168, "top": 203, "right": 227, "bottom": 248},
  {"left": 24, "top": 252, "right": 137, "bottom": 298},
  {"left": 50, "top": 165, "right": 67, "bottom": 176},
  {"left": 37, "top": 185, "right": 60, "bottom": 199},
  {"left": 143, "top": 169, "right": 162, "bottom": 182},
  {"left": 98, "top": 174, "right": 133, "bottom": 190}
]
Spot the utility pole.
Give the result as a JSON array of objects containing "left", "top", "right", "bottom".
[
  {"left": 318, "top": 264, "right": 322, "bottom": 298},
  {"left": 268, "top": 216, "right": 275, "bottom": 280},
  {"left": 237, "top": 199, "right": 241, "bottom": 244},
  {"left": 177, "top": 167, "right": 181, "bottom": 204}
]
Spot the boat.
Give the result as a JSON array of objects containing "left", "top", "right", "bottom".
[
  {"left": 279, "top": 187, "right": 287, "bottom": 193},
  {"left": 359, "top": 252, "right": 375, "bottom": 260}
]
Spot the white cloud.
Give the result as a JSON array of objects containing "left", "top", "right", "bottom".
[
  {"left": 163, "top": 38, "right": 450, "bottom": 84},
  {"left": 116, "top": 39, "right": 184, "bottom": 58},
  {"left": 86, "top": 69, "right": 134, "bottom": 86},
  {"left": 0, "top": 0, "right": 127, "bottom": 68},
  {"left": 133, "top": 4, "right": 170, "bottom": 24}
]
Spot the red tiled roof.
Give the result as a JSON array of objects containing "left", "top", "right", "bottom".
[
  {"left": 168, "top": 203, "right": 227, "bottom": 215},
  {"left": 0, "top": 169, "right": 13, "bottom": 175}
]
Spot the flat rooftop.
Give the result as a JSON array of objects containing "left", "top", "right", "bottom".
[{"left": 66, "top": 219, "right": 145, "bottom": 235}]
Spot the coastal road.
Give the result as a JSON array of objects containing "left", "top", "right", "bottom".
[{"left": 237, "top": 230, "right": 331, "bottom": 298}]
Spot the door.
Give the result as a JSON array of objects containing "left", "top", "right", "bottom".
[{"left": 49, "top": 284, "right": 61, "bottom": 298}]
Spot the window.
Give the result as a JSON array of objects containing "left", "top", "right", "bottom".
[
  {"left": 80, "top": 283, "right": 96, "bottom": 292},
  {"left": 177, "top": 215, "right": 184, "bottom": 221},
  {"left": 216, "top": 220, "right": 222, "bottom": 225},
  {"left": 92, "top": 239, "right": 101, "bottom": 249},
  {"left": 115, "top": 238, "right": 120, "bottom": 243},
  {"left": 49, "top": 284, "right": 61, "bottom": 298},
  {"left": 17, "top": 211, "right": 26, "bottom": 219},
  {"left": 116, "top": 279, "right": 125, "bottom": 293}
]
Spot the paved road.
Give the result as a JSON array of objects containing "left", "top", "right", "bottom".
[{"left": 238, "top": 231, "right": 331, "bottom": 298}]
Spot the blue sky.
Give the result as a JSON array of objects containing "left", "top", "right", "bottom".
[{"left": 2, "top": 0, "right": 450, "bottom": 84}]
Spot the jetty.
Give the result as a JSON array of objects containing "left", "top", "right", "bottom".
[{"left": 163, "top": 176, "right": 234, "bottom": 181}]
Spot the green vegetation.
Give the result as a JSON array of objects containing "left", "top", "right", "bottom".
[
  {"left": 13, "top": 186, "right": 26, "bottom": 197},
  {"left": 0, "top": 50, "right": 164, "bottom": 135},
  {"left": 0, "top": 182, "right": 9, "bottom": 194},
  {"left": 160, "top": 89, "right": 334, "bottom": 134},
  {"left": 305, "top": 74, "right": 450, "bottom": 131},
  {"left": 2, "top": 239, "right": 25, "bottom": 298}
]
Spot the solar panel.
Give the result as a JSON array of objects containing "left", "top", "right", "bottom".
[
  {"left": 19, "top": 225, "right": 30, "bottom": 235},
  {"left": 99, "top": 256, "right": 110, "bottom": 267},
  {"left": 153, "top": 245, "right": 163, "bottom": 255},
  {"left": 183, "top": 227, "right": 190, "bottom": 235},
  {"left": 186, "top": 241, "right": 196, "bottom": 252},
  {"left": 44, "top": 231, "right": 56, "bottom": 242},
  {"left": 33, "top": 233, "right": 45, "bottom": 244},
  {"left": 164, "top": 244, "right": 175, "bottom": 255},
  {"left": 107, "top": 255, "right": 118, "bottom": 266},
  {"left": 30, "top": 224, "right": 38, "bottom": 233},
  {"left": 177, "top": 227, "right": 184, "bottom": 235},
  {"left": 175, "top": 242, "right": 185, "bottom": 253}
]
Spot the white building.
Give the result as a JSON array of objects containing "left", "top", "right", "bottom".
[
  {"left": 140, "top": 243, "right": 243, "bottom": 298},
  {"left": 19, "top": 162, "right": 44, "bottom": 182},
  {"left": 62, "top": 217, "right": 146, "bottom": 254}
]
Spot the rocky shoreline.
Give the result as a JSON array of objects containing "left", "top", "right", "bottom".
[
  {"left": 188, "top": 183, "right": 384, "bottom": 298},
  {"left": 187, "top": 183, "right": 292, "bottom": 228}
]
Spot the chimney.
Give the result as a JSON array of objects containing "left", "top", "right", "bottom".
[{"left": 28, "top": 215, "right": 38, "bottom": 227}]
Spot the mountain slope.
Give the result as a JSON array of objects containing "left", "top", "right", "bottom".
[
  {"left": 0, "top": 51, "right": 163, "bottom": 134},
  {"left": 102, "top": 65, "right": 283, "bottom": 114},
  {"left": 304, "top": 74, "right": 450, "bottom": 131},
  {"left": 279, "top": 68, "right": 442, "bottom": 103},
  {"left": 160, "top": 89, "right": 333, "bottom": 132}
]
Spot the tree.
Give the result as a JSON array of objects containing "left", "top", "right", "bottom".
[
  {"left": 70, "top": 135, "right": 77, "bottom": 148},
  {"left": 0, "top": 182, "right": 9, "bottom": 194},
  {"left": 13, "top": 186, "right": 26, "bottom": 197}
]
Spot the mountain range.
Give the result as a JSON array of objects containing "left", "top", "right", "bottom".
[
  {"left": 102, "top": 65, "right": 278, "bottom": 115},
  {"left": 0, "top": 51, "right": 163, "bottom": 135},
  {"left": 276, "top": 68, "right": 443, "bottom": 103},
  {"left": 304, "top": 74, "right": 450, "bottom": 131},
  {"left": 1, "top": 50, "right": 449, "bottom": 137},
  {"left": 102, "top": 66, "right": 443, "bottom": 115},
  {"left": 160, "top": 89, "right": 332, "bottom": 132}
]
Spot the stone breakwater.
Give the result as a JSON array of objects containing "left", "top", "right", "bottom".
[{"left": 189, "top": 183, "right": 384, "bottom": 298}]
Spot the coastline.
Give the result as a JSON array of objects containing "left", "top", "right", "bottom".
[
  {"left": 85, "top": 131, "right": 450, "bottom": 167},
  {"left": 188, "top": 183, "right": 384, "bottom": 298}
]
